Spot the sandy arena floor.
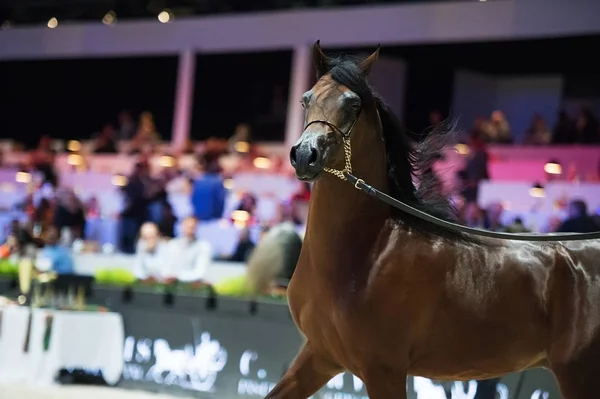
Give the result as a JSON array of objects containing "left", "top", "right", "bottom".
[{"left": 0, "top": 384, "right": 195, "bottom": 399}]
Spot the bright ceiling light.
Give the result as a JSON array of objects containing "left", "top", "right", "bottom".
[
  {"left": 253, "top": 157, "right": 272, "bottom": 169},
  {"left": 529, "top": 183, "right": 545, "bottom": 199},
  {"left": 47, "top": 17, "right": 58, "bottom": 29},
  {"left": 544, "top": 160, "right": 562, "bottom": 175},
  {"left": 102, "top": 11, "right": 117, "bottom": 25},
  {"left": 158, "top": 10, "right": 173, "bottom": 23}
]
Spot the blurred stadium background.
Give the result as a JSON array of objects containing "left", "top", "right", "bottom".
[{"left": 0, "top": 0, "right": 599, "bottom": 398}]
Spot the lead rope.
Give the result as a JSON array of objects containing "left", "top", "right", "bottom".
[{"left": 317, "top": 122, "right": 600, "bottom": 242}]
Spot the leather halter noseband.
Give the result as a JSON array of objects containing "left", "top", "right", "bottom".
[{"left": 302, "top": 113, "right": 600, "bottom": 242}]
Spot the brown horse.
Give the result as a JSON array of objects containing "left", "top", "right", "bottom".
[{"left": 265, "top": 41, "right": 600, "bottom": 399}]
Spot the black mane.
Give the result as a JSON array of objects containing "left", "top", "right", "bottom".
[{"left": 323, "top": 55, "right": 465, "bottom": 239}]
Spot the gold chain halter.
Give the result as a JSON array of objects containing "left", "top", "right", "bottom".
[
  {"left": 303, "top": 114, "right": 361, "bottom": 187},
  {"left": 323, "top": 137, "right": 352, "bottom": 180}
]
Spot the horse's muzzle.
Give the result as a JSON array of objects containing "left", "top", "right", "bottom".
[{"left": 290, "top": 140, "right": 323, "bottom": 181}]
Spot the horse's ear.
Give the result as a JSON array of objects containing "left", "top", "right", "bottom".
[
  {"left": 359, "top": 45, "right": 380, "bottom": 76},
  {"left": 313, "top": 40, "right": 329, "bottom": 78}
]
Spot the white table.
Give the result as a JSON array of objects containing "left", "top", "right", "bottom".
[
  {"left": 0, "top": 306, "right": 32, "bottom": 384},
  {"left": 0, "top": 306, "right": 124, "bottom": 386}
]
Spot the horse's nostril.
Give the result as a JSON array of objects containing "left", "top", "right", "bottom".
[
  {"left": 309, "top": 148, "right": 318, "bottom": 166},
  {"left": 290, "top": 146, "right": 298, "bottom": 164}
]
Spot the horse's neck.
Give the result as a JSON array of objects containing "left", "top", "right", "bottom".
[
  {"left": 304, "top": 171, "right": 390, "bottom": 286},
  {"left": 301, "top": 115, "right": 391, "bottom": 289}
]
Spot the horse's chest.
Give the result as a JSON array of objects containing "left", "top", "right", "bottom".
[{"left": 290, "top": 292, "right": 367, "bottom": 368}]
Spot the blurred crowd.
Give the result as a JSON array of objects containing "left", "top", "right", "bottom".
[
  {"left": 433, "top": 104, "right": 600, "bottom": 233},
  {"left": 453, "top": 128, "right": 600, "bottom": 234},
  {"left": 0, "top": 110, "right": 312, "bottom": 295},
  {"left": 457, "top": 199, "right": 600, "bottom": 235},
  {"left": 1, "top": 104, "right": 600, "bottom": 295},
  {"left": 437, "top": 105, "right": 600, "bottom": 145}
]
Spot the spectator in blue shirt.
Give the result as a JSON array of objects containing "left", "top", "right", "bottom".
[
  {"left": 39, "top": 227, "right": 74, "bottom": 275},
  {"left": 191, "top": 154, "right": 226, "bottom": 221}
]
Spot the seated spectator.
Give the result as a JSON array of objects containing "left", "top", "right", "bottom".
[
  {"left": 5, "top": 219, "right": 39, "bottom": 255},
  {"left": 130, "top": 111, "right": 160, "bottom": 153},
  {"left": 504, "top": 217, "right": 530, "bottom": 233},
  {"left": 33, "top": 197, "right": 54, "bottom": 239},
  {"left": 158, "top": 201, "right": 177, "bottom": 238},
  {"left": 556, "top": 199, "right": 600, "bottom": 233},
  {"left": 552, "top": 110, "right": 576, "bottom": 144},
  {"left": 576, "top": 106, "right": 600, "bottom": 144},
  {"left": 93, "top": 123, "right": 118, "bottom": 153},
  {"left": 31, "top": 135, "right": 58, "bottom": 186},
  {"left": 486, "top": 203, "right": 504, "bottom": 232},
  {"left": 228, "top": 123, "right": 252, "bottom": 154},
  {"left": 85, "top": 197, "right": 101, "bottom": 219},
  {"left": 223, "top": 227, "right": 255, "bottom": 262},
  {"left": 523, "top": 113, "right": 551, "bottom": 145},
  {"left": 482, "top": 110, "right": 511, "bottom": 143},
  {"left": 38, "top": 227, "right": 74, "bottom": 275},
  {"left": 167, "top": 216, "right": 212, "bottom": 282},
  {"left": 145, "top": 173, "right": 169, "bottom": 225},
  {"left": 1, "top": 220, "right": 33, "bottom": 258},
  {"left": 19, "top": 194, "right": 37, "bottom": 220},
  {"left": 133, "top": 222, "right": 169, "bottom": 281},
  {"left": 464, "top": 116, "right": 486, "bottom": 144},
  {"left": 53, "top": 188, "right": 86, "bottom": 243},
  {"left": 191, "top": 154, "right": 226, "bottom": 221},
  {"left": 84, "top": 197, "right": 103, "bottom": 242},
  {"left": 235, "top": 193, "right": 258, "bottom": 225},
  {"left": 119, "top": 162, "right": 150, "bottom": 254},
  {"left": 277, "top": 200, "right": 304, "bottom": 226},
  {"left": 117, "top": 110, "right": 136, "bottom": 141}
]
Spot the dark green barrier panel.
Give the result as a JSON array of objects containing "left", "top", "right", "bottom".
[{"left": 99, "top": 290, "right": 561, "bottom": 399}]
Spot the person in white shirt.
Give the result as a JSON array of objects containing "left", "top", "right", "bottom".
[
  {"left": 166, "top": 216, "right": 212, "bottom": 282},
  {"left": 133, "top": 222, "right": 170, "bottom": 282}
]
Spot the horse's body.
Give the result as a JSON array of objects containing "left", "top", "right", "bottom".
[{"left": 266, "top": 43, "right": 600, "bottom": 398}]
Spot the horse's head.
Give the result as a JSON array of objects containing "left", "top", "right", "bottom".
[{"left": 290, "top": 41, "right": 380, "bottom": 182}]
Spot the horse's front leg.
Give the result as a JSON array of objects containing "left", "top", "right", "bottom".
[
  {"left": 266, "top": 342, "right": 341, "bottom": 399},
  {"left": 363, "top": 368, "right": 408, "bottom": 399}
]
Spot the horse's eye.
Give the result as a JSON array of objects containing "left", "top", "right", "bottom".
[
  {"left": 343, "top": 93, "right": 361, "bottom": 111},
  {"left": 301, "top": 92, "right": 312, "bottom": 109}
]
